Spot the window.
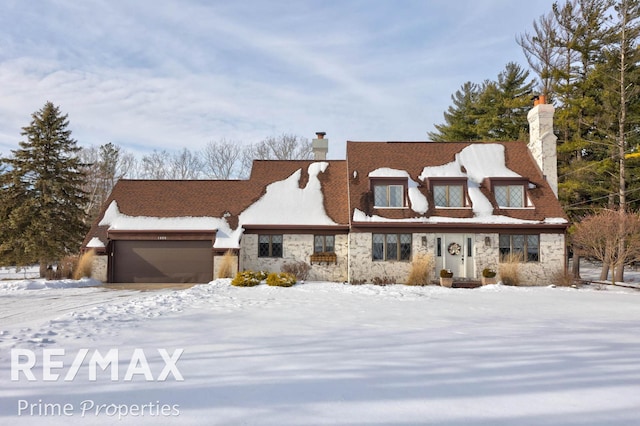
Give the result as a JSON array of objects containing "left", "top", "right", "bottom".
[
  {"left": 374, "top": 184, "right": 404, "bottom": 207},
  {"left": 258, "top": 234, "right": 283, "bottom": 257},
  {"left": 434, "top": 184, "right": 464, "bottom": 207},
  {"left": 495, "top": 185, "right": 525, "bottom": 207},
  {"left": 499, "top": 234, "right": 539, "bottom": 262},
  {"left": 372, "top": 233, "right": 411, "bottom": 261},
  {"left": 314, "top": 235, "right": 335, "bottom": 253}
]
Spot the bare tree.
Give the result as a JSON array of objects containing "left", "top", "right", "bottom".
[
  {"left": 517, "top": 11, "right": 562, "bottom": 98},
  {"left": 168, "top": 147, "right": 203, "bottom": 179},
  {"left": 139, "top": 150, "right": 169, "bottom": 179},
  {"left": 245, "top": 134, "right": 313, "bottom": 161},
  {"left": 240, "top": 133, "right": 313, "bottom": 178},
  {"left": 572, "top": 209, "right": 640, "bottom": 284},
  {"left": 80, "top": 143, "right": 135, "bottom": 222},
  {"left": 203, "top": 139, "right": 244, "bottom": 179}
]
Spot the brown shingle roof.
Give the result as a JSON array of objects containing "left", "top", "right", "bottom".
[
  {"left": 82, "top": 160, "right": 349, "bottom": 249},
  {"left": 346, "top": 141, "right": 567, "bottom": 225}
]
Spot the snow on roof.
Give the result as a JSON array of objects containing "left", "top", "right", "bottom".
[
  {"left": 420, "top": 144, "right": 521, "bottom": 219},
  {"left": 97, "top": 162, "right": 336, "bottom": 249},
  {"left": 369, "top": 168, "right": 428, "bottom": 214},
  {"left": 419, "top": 144, "right": 521, "bottom": 182},
  {"left": 99, "top": 201, "right": 226, "bottom": 231},
  {"left": 353, "top": 208, "right": 567, "bottom": 225},
  {"left": 239, "top": 162, "right": 337, "bottom": 226},
  {"left": 86, "top": 237, "right": 105, "bottom": 248},
  {"left": 356, "top": 144, "right": 567, "bottom": 225}
]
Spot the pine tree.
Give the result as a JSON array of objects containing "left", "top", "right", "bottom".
[
  {"left": 428, "top": 82, "right": 484, "bottom": 141},
  {"left": 429, "top": 63, "right": 535, "bottom": 142},
  {"left": 0, "top": 102, "right": 88, "bottom": 271}
]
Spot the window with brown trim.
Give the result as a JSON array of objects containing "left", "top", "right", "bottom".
[
  {"left": 433, "top": 184, "right": 464, "bottom": 207},
  {"left": 314, "top": 235, "right": 335, "bottom": 253},
  {"left": 373, "top": 233, "right": 411, "bottom": 261},
  {"left": 499, "top": 234, "right": 539, "bottom": 262},
  {"left": 495, "top": 184, "right": 525, "bottom": 207},
  {"left": 373, "top": 184, "right": 404, "bottom": 207}
]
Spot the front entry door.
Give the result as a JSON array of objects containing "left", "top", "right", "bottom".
[{"left": 438, "top": 234, "right": 474, "bottom": 278}]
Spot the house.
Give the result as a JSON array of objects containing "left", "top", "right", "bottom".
[{"left": 82, "top": 100, "right": 568, "bottom": 285}]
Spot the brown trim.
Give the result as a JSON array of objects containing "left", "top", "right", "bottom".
[
  {"left": 242, "top": 224, "right": 350, "bottom": 233},
  {"left": 484, "top": 176, "right": 529, "bottom": 191},
  {"left": 351, "top": 222, "right": 568, "bottom": 233},
  {"left": 427, "top": 177, "right": 471, "bottom": 208},
  {"left": 107, "top": 230, "right": 216, "bottom": 241}
]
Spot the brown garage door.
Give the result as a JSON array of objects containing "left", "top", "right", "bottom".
[{"left": 112, "top": 240, "right": 213, "bottom": 283}]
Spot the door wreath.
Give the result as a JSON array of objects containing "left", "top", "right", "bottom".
[{"left": 447, "top": 242, "right": 461, "bottom": 255}]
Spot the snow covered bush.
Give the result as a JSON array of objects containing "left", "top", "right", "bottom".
[
  {"left": 231, "top": 271, "right": 262, "bottom": 287},
  {"left": 406, "top": 253, "right": 434, "bottom": 286},
  {"left": 266, "top": 272, "right": 296, "bottom": 287},
  {"left": 282, "top": 261, "right": 310, "bottom": 281}
]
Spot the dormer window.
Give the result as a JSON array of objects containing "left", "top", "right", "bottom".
[
  {"left": 428, "top": 178, "right": 469, "bottom": 208},
  {"left": 372, "top": 179, "right": 406, "bottom": 208},
  {"left": 486, "top": 178, "right": 529, "bottom": 208},
  {"left": 433, "top": 184, "right": 464, "bottom": 207},
  {"left": 494, "top": 184, "right": 524, "bottom": 208}
]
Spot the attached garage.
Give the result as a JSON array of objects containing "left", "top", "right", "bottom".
[{"left": 111, "top": 240, "right": 214, "bottom": 283}]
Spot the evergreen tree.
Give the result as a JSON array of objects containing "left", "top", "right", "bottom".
[
  {"left": 429, "top": 63, "right": 535, "bottom": 142},
  {"left": 428, "top": 82, "right": 483, "bottom": 141},
  {"left": 0, "top": 102, "right": 88, "bottom": 271}
]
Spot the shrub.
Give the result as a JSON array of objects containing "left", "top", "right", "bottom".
[
  {"left": 266, "top": 272, "right": 296, "bottom": 287},
  {"left": 73, "top": 250, "right": 95, "bottom": 280},
  {"left": 482, "top": 267, "right": 497, "bottom": 278},
  {"left": 406, "top": 253, "right": 435, "bottom": 286},
  {"left": 350, "top": 278, "right": 367, "bottom": 285},
  {"left": 231, "top": 270, "right": 261, "bottom": 287},
  {"left": 551, "top": 268, "right": 575, "bottom": 287},
  {"left": 440, "top": 269, "right": 453, "bottom": 278},
  {"left": 217, "top": 250, "right": 236, "bottom": 279},
  {"left": 282, "top": 261, "right": 310, "bottom": 281},
  {"left": 46, "top": 256, "right": 78, "bottom": 280},
  {"left": 499, "top": 253, "right": 522, "bottom": 286},
  {"left": 372, "top": 276, "right": 394, "bottom": 286}
]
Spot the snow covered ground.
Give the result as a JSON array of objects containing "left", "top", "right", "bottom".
[{"left": 1, "top": 267, "right": 640, "bottom": 425}]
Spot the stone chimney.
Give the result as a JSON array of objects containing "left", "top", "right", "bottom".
[
  {"left": 312, "top": 132, "right": 328, "bottom": 160},
  {"left": 527, "top": 96, "right": 558, "bottom": 197}
]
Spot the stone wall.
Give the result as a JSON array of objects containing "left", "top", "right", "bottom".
[
  {"left": 348, "top": 233, "right": 417, "bottom": 284},
  {"left": 91, "top": 255, "right": 108, "bottom": 282},
  {"left": 240, "top": 234, "right": 348, "bottom": 282},
  {"left": 348, "top": 231, "right": 565, "bottom": 285},
  {"left": 516, "top": 233, "right": 566, "bottom": 285}
]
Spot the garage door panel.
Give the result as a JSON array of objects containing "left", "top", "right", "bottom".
[{"left": 113, "top": 240, "right": 213, "bottom": 283}]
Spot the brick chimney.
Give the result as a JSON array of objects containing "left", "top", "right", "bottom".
[
  {"left": 527, "top": 96, "right": 558, "bottom": 197},
  {"left": 312, "top": 132, "right": 328, "bottom": 160}
]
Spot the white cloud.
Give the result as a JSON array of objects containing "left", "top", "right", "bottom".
[{"left": 0, "top": 0, "right": 556, "bottom": 158}]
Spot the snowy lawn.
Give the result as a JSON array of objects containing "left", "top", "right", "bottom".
[{"left": 1, "top": 274, "right": 640, "bottom": 425}]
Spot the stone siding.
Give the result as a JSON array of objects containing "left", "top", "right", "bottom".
[
  {"left": 240, "top": 234, "right": 348, "bottom": 282},
  {"left": 516, "top": 233, "right": 565, "bottom": 285},
  {"left": 91, "top": 255, "right": 108, "bottom": 282}
]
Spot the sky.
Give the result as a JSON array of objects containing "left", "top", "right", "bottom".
[{"left": 0, "top": 0, "right": 556, "bottom": 160}]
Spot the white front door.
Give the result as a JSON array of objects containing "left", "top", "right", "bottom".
[{"left": 438, "top": 234, "right": 474, "bottom": 278}]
